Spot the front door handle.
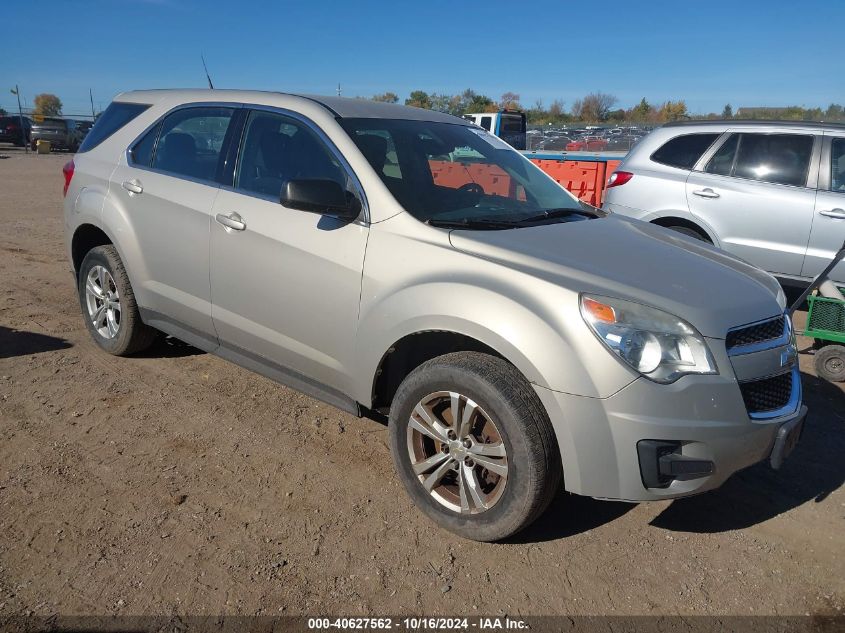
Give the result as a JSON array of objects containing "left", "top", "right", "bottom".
[
  {"left": 122, "top": 179, "right": 143, "bottom": 194},
  {"left": 215, "top": 212, "right": 246, "bottom": 231},
  {"left": 819, "top": 208, "right": 845, "bottom": 220},
  {"left": 692, "top": 188, "right": 720, "bottom": 199}
]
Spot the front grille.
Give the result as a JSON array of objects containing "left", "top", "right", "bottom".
[
  {"left": 739, "top": 371, "right": 792, "bottom": 414},
  {"left": 726, "top": 315, "right": 785, "bottom": 350}
]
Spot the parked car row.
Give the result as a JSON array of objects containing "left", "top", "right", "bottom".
[
  {"left": 64, "top": 90, "right": 808, "bottom": 543},
  {"left": 527, "top": 125, "right": 648, "bottom": 152},
  {"left": 0, "top": 115, "right": 94, "bottom": 151}
]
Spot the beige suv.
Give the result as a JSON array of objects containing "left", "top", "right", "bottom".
[{"left": 63, "top": 90, "right": 806, "bottom": 540}]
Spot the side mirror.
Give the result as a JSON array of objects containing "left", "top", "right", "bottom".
[{"left": 281, "top": 179, "right": 360, "bottom": 221}]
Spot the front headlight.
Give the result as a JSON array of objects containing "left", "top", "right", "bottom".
[{"left": 580, "top": 295, "right": 717, "bottom": 384}]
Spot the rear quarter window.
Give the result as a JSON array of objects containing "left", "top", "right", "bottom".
[
  {"left": 77, "top": 102, "right": 150, "bottom": 153},
  {"left": 650, "top": 133, "right": 720, "bottom": 169}
]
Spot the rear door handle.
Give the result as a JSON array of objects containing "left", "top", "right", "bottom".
[
  {"left": 121, "top": 179, "right": 143, "bottom": 194},
  {"left": 819, "top": 208, "right": 845, "bottom": 219},
  {"left": 215, "top": 212, "right": 246, "bottom": 231},
  {"left": 692, "top": 188, "right": 720, "bottom": 199}
]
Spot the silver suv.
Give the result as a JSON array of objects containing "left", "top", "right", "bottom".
[
  {"left": 63, "top": 90, "right": 806, "bottom": 541},
  {"left": 604, "top": 120, "right": 845, "bottom": 286}
]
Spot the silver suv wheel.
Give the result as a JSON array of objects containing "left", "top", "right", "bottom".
[
  {"left": 407, "top": 390, "right": 508, "bottom": 514},
  {"left": 85, "top": 265, "right": 121, "bottom": 339}
]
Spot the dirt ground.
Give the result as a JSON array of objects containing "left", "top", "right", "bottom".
[{"left": 0, "top": 146, "right": 843, "bottom": 621}]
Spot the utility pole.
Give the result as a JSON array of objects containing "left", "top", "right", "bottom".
[
  {"left": 337, "top": 83, "right": 341, "bottom": 98},
  {"left": 10, "top": 85, "right": 27, "bottom": 153},
  {"left": 89, "top": 88, "right": 96, "bottom": 119}
]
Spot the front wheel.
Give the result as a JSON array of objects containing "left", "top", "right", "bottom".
[
  {"left": 77, "top": 245, "right": 156, "bottom": 356},
  {"left": 388, "top": 352, "right": 561, "bottom": 541}
]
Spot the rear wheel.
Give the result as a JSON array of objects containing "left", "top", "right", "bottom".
[
  {"left": 77, "top": 245, "right": 156, "bottom": 356},
  {"left": 814, "top": 345, "right": 845, "bottom": 382},
  {"left": 388, "top": 352, "right": 561, "bottom": 541}
]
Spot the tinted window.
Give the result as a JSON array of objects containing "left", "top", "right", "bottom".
[
  {"left": 705, "top": 134, "right": 739, "bottom": 176},
  {"left": 235, "top": 110, "right": 347, "bottom": 199},
  {"left": 501, "top": 115, "right": 524, "bottom": 133},
  {"left": 78, "top": 102, "right": 149, "bottom": 153},
  {"left": 130, "top": 123, "right": 160, "bottom": 167},
  {"left": 341, "top": 118, "right": 592, "bottom": 225},
  {"left": 480, "top": 116, "right": 492, "bottom": 131},
  {"left": 830, "top": 138, "right": 845, "bottom": 192},
  {"left": 152, "top": 107, "right": 234, "bottom": 182},
  {"left": 733, "top": 133, "right": 813, "bottom": 187},
  {"left": 651, "top": 133, "right": 719, "bottom": 169}
]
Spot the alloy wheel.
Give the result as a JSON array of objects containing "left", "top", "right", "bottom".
[
  {"left": 85, "top": 265, "right": 121, "bottom": 339},
  {"left": 406, "top": 391, "right": 508, "bottom": 514}
]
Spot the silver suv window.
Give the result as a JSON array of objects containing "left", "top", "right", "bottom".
[
  {"left": 831, "top": 138, "right": 845, "bottom": 192},
  {"left": 234, "top": 110, "right": 347, "bottom": 199},
  {"left": 705, "top": 133, "right": 813, "bottom": 187},
  {"left": 650, "top": 133, "right": 719, "bottom": 170},
  {"left": 151, "top": 107, "right": 235, "bottom": 182}
]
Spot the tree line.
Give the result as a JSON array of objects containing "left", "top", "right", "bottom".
[{"left": 366, "top": 90, "right": 845, "bottom": 126}]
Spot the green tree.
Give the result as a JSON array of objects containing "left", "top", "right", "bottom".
[
  {"left": 371, "top": 92, "right": 399, "bottom": 103},
  {"left": 825, "top": 103, "right": 844, "bottom": 120},
  {"left": 0, "top": 106, "right": 6, "bottom": 116},
  {"left": 630, "top": 98, "right": 653, "bottom": 122},
  {"left": 721, "top": 103, "right": 733, "bottom": 118},
  {"left": 659, "top": 100, "right": 688, "bottom": 122},
  {"left": 405, "top": 90, "right": 432, "bottom": 109},
  {"left": 33, "top": 93, "right": 62, "bottom": 116}
]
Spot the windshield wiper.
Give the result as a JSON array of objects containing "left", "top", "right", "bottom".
[
  {"left": 514, "top": 207, "right": 598, "bottom": 224},
  {"left": 426, "top": 218, "right": 519, "bottom": 230}
]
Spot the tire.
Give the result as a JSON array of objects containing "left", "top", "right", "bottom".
[
  {"left": 388, "top": 351, "right": 561, "bottom": 541},
  {"left": 664, "top": 224, "right": 709, "bottom": 243},
  {"left": 814, "top": 345, "right": 845, "bottom": 382},
  {"left": 77, "top": 245, "right": 156, "bottom": 356}
]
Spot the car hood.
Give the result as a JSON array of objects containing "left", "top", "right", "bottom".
[{"left": 448, "top": 214, "right": 784, "bottom": 339}]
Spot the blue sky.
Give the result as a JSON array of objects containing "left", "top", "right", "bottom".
[{"left": 2, "top": 0, "right": 840, "bottom": 116}]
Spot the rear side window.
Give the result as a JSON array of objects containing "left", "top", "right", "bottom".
[
  {"left": 129, "top": 123, "right": 160, "bottom": 167},
  {"left": 651, "top": 133, "right": 719, "bottom": 169},
  {"left": 480, "top": 116, "right": 492, "bottom": 131},
  {"left": 706, "top": 133, "right": 813, "bottom": 187},
  {"left": 152, "top": 107, "right": 235, "bottom": 182},
  {"left": 831, "top": 138, "right": 845, "bottom": 192},
  {"left": 78, "top": 102, "right": 149, "bottom": 153}
]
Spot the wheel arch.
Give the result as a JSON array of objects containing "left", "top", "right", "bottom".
[
  {"left": 650, "top": 216, "right": 715, "bottom": 243},
  {"left": 369, "top": 329, "right": 512, "bottom": 414}
]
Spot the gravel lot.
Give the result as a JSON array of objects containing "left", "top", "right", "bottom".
[{"left": 0, "top": 146, "right": 843, "bottom": 621}]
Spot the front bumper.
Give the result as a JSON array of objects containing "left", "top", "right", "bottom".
[{"left": 533, "top": 369, "right": 805, "bottom": 502}]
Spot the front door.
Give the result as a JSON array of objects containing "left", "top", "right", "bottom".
[
  {"left": 210, "top": 109, "right": 368, "bottom": 401},
  {"left": 685, "top": 131, "right": 818, "bottom": 276},
  {"left": 803, "top": 134, "right": 845, "bottom": 284}
]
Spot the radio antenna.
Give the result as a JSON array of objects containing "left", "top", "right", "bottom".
[{"left": 201, "top": 54, "right": 214, "bottom": 89}]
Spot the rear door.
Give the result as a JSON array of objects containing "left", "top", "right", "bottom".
[
  {"left": 108, "top": 105, "right": 239, "bottom": 343},
  {"left": 685, "top": 130, "right": 819, "bottom": 276},
  {"left": 803, "top": 134, "right": 845, "bottom": 283}
]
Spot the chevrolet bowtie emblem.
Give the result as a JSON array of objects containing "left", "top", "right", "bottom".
[{"left": 781, "top": 346, "right": 798, "bottom": 368}]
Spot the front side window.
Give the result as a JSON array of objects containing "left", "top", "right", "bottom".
[
  {"left": 651, "top": 133, "right": 720, "bottom": 170},
  {"left": 235, "top": 110, "right": 348, "bottom": 199},
  {"left": 831, "top": 138, "right": 845, "bottom": 192},
  {"left": 705, "top": 132, "right": 813, "bottom": 187},
  {"left": 340, "top": 118, "right": 596, "bottom": 228},
  {"left": 152, "top": 107, "right": 235, "bottom": 182}
]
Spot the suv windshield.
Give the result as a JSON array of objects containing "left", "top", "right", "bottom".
[{"left": 340, "top": 118, "right": 598, "bottom": 228}]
